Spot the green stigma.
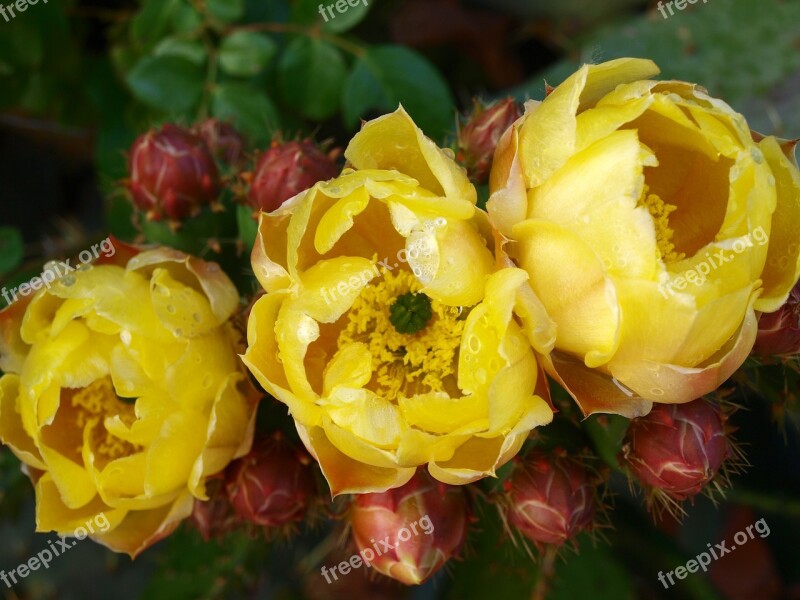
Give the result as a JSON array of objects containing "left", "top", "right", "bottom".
[{"left": 390, "top": 292, "right": 433, "bottom": 334}]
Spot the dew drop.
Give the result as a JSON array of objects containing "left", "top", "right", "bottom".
[
  {"left": 193, "top": 313, "right": 202, "bottom": 323},
  {"left": 61, "top": 275, "right": 76, "bottom": 287},
  {"left": 467, "top": 335, "right": 481, "bottom": 353},
  {"left": 650, "top": 387, "right": 665, "bottom": 397},
  {"left": 166, "top": 304, "right": 176, "bottom": 314},
  {"left": 435, "top": 217, "right": 447, "bottom": 228}
]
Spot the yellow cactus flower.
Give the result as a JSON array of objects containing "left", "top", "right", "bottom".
[
  {"left": 489, "top": 58, "right": 800, "bottom": 416},
  {"left": 0, "top": 244, "right": 259, "bottom": 557},
  {"left": 243, "top": 107, "right": 554, "bottom": 495}
]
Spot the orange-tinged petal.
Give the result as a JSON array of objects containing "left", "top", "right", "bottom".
[{"left": 757, "top": 136, "right": 800, "bottom": 311}]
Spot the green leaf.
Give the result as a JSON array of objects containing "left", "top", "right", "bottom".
[
  {"left": 0, "top": 227, "right": 24, "bottom": 277},
  {"left": 131, "top": 0, "right": 181, "bottom": 48},
  {"left": 292, "top": 0, "right": 372, "bottom": 33},
  {"left": 237, "top": 204, "right": 259, "bottom": 251},
  {"left": 342, "top": 45, "right": 454, "bottom": 137},
  {"left": 548, "top": 536, "right": 635, "bottom": 600},
  {"left": 212, "top": 82, "right": 279, "bottom": 144},
  {"left": 279, "top": 36, "right": 346, "bottom": 121},
  {"left": 126, "top": 55, "right": 205, "bottom": 114},
  {"left": 219, "top": 31, "right": 276, "bottom": 77},
  {"left": 206, "top": 0, "right": 245, "bottom": 24},
  {"left": 583, "top": 414, "right": 630, "bottom": 471},
  {"left": 171, "top": 4, "right": 204, "bottom": 34},
  {"left": 154, "top": 37, "right": 208, "bottom": 66}
]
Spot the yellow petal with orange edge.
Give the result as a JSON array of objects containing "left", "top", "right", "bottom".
[
  {"left": 541, "top": 351, "right": 652, "bottom": 418},
  {"left": 428, "top": 435, "right": 507, "bottom": 484},
  {"left": 90, "top": 491, "right": 195, "bottom": 558},
  {"left": 756, "top": 136, "right": 800, "bottom": 311},
  {"left": 35, "top": 473, "right": 126, "bottom": 534},
  {"left": 608, "top": 298, "right": 759, "bottom": 404},
  {"left": 298, "top": 423, "right": 415, "bottom": 496},
  {"left": 610, "top": 279, "right": 754, "bottom": 368},
  {"left": 487, "top": 123, "right": 528, "bottom": 238},
  {"left": 0, "top": 374, "right": 46, "bottom": 469}
]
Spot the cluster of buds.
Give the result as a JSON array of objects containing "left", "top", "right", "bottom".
[
  {"left": 502, "top": 450, "right": 598, "bottom": 548},
  {"left": 347, "top": 470, "right": 469, "bottom": 586},
  {"left": 753, "top": 281, "right": 800, "bottom": 358},
  {"left": 244, "top": 138, "right": 340, "bottom": 215},
  {"left": 128, "top": 123, "right": 221, "bottom": 224},
  {"left": 189, "top": 431, "right": 318, "bottom": 539},
  {"left": 457, "top": 97, "right": 521, "bottom": 184},
  {"left": 621, "top": 399, "right": 732, "bottom": 505}
]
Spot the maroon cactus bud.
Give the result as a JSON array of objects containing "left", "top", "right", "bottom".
[
  {"left": 194, "top": 119, "right": 248, "bottom": 168},
  {"left": 225, "top": 433, "right": 316, "bottom": 527},
  {"left": 247, "top": 139, "right": 339, "bottom": 213},
  {"left": 349, "top": 470, "right": 468, "bottom": 586},
  {"left": 191, "top": 476, "right": 236, "bottom": 541},
  {"left": 622, "top": 400, "right": 730, "bottom": 501},
  {"left": 753, "top": 282, "right": 800, "bottom": 357},
  {"left": 129, "top": 123, "right": 220, "bottom": 222},
  {"left": 457, "top": 97, "right": 522, "bottom": 184},
  {"left": 505, "top": 451, "right": 596, "bottom": 547}
]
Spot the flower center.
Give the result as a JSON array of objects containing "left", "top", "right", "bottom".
[
  {"left": 71, "top": 377, "right": 141, "bottom": 462},
  {"left": 337, "top": 269, "right": 465, "bottom": 401},
  {"left": 638, "top": 184, "right": 685, "bottom": 263}
]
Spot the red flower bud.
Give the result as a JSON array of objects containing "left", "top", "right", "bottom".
[
  {"left": 349, "top": 470, "right": 468, "bottom": 585},
  {"left": 753, "top": 282, "right": 800, "bottom": 357},
  {"left": 622, "top": 400, "right": 730, "bottom": 501},
  {"left": 247, "top": 139, "right": 339, "bottom": 213},
  {"left": 225, "top": 433, "right": 316, "bottom": 527},
  {"left": 505, "top": 452, "right": 596, "bottom": 547},
  {"left": 129, "top": 124, "right": 220, "bottom": 221},
  {"left": 191, "top": 476, "right": 236, "bottom": 541},
  {"left": 457, "top": 97, "right": 522, "bottom": 184},
  {"left": 194, "top": 119, "right": 248, "bottom": 168}
]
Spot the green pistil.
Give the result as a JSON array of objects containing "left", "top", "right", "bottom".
[{"left": 390, "top": 292, "right": 433, "bottom": 334}]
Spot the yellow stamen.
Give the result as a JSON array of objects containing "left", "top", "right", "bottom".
[
  {"left": 337, "top": 268, "right": 464, "bottom": 401},
  {"left": 71, "top": 377, "right": 141, "bottom": 461},
  {"left": 639, "top": 184, "right": 684, "bottom": 262}
]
